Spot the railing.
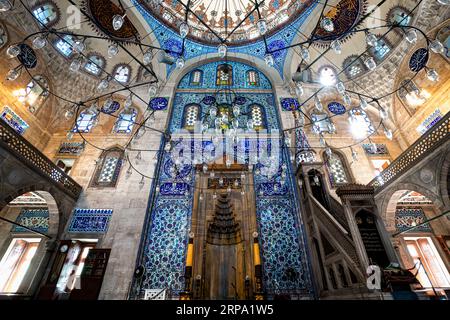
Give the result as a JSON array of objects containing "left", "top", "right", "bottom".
[
  {"left": 328, "top": 196, "right": 350, "bottom": 233},
  {"left": 310, "top": 196, "right": 360, "bottom": 267},
  {"left": 0, "top": 118, "right": 82, "bottom": 200},
  {"left": 369, "top": 111, "right": 450, "bottom": 191}
]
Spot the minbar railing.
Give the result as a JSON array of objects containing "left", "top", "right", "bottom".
[
  {"left": 369, "top": 111, "right": 450, "bottom": 192},
  {"left": 0, "top": 118, "right": 82, "bottom": 200}
]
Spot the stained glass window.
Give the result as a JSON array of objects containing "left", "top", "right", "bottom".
[
  {"left": 25, "top": 76, "right": 49, "bottom": 109},
  {"left": 90, "top": 148, "right": 124, "bottom": 187},
  {"left": 114, "top": 109, "right": 137, "bottom": 134},
  {"left": 370, "top": 38, "right": 391, "bottom": 62},
  {"left": 72, "top": 110, "right": 97, "bottom": 133},
  {"left": 113, "top": 64, "right": 131, "bottom": 83},
  {"left": 247, "top": 70, "right": 259, "bottom": 86},
  {"left": 325, "top": 151, "right": 349, "bottom": 187},
  {"left": 54, "top": 34, "right": 75, "bottom": 57},
  {"left": 348, "top": 109, "right": 375, "bottom": 139},
  {"left": 183, "top": 104, "right": 200, "bottom": 129},
  {"left": 216, "top": 64, "right": 232, "bottom": 86},
  {"left": 311, "top": 113, "right": 333, "bottom": 134},
  {"left": 84, "top": 55, "right": 105, "bottom": 76},
  {"left": 32, "top": 2, "right": 59, "bottom": 27},
  {"left": 250, "top": 104, "right": 265, "bottom": 129},
  {"left": 190, "top": 69, "right": 203, "bottom": 86},
  {"left": 0, "top": 106, "right": 29, "bottom": 135},
  {"left": 343, "top": 56, "right": 366, "bottom": 79}
]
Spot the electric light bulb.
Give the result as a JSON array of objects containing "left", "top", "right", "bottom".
[
  {"left": 301, "top": 47, "right": 310, "bottom": 62},
  {"left": 364, "top": 57, "right": 377, "bottom": 71},
  {"left": 108, "top": 44, "right": 119, "bottom": 58},
  {"left": 264, "top": 53, "right": 274, "bottom": 67},
  {"left": 257, "top": 19, "right": 267, "bottom": 35},
  {"left": 112, "top": 14, "right": 125, "bottom": 31},
  {"left": 6, "top": 68, "right": 19, "bottom": 81},
  {"left": 179, "top": 22, "right": 189, "bottom": 39},
  {"left": 143, "top": 50, "right": 153, "bottom": 65},
  {"left": 336, "top": 81, "right": 346, "bottom": 94},
  {"left": 429, "top": 39, "right": 444, "bottom": 54},
  {"left": 73, "top": 39, "right": 85, "bottom": 53},
  {"left": 176, "top": 57, "right": 185, "bottom": 69},
  {"left": 314, "top": 96, "right": 323, "bottom": 112},
  {"left": 366, "top": 32, "right": 378, "bottom": 46},
  {"left": 65, "top": 109, "right": 74, "bottom": 119},
  {"left": 405, "top": 29, "right": 418, "bottom": 43},
  {"left": 97, "top": 79, "right": 109, "bottom": 92},
  {"left": 0, "top": 0, "right": 13, "bottom": 11},
  {"left": 218, "top": 44, "right": 227, "bottom": 58},
  {"left": 330, "top": 40, "right": 342, "bottom": 54},
  {"left": 32, "top": 36, "right": 47, "bottom": 49},
  {"left": 426, "top": 68, "right": 439, "bottom": 82},
  {"left": 69, "top": 57, "right": 83, "bottom": 72},
  {"left": 343, "top": 93, "right": 352, "bottom": 105},
  {"left": 384, "top": 127, "right": 393, "bottom": 140},
  {"left": 360, "top": 96, "right": 368, "bottom": 109},
  {"left": 320, "top": 17, "right": 334, "bottom": 32},
  {"left": 6, "top": 44, "right": 21, "bottom": 58},
  {"left": 148, "top": 85, "right": 158, "bottom": 97},
  {"left": 295, "top": 82, "right": 304, "bottom": 97}
]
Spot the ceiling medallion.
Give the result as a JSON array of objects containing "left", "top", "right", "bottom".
[
  {"left": 83, "top": 0, "right": 140, "bottom": 42},
  {"left": 313, "top": 0, "right": 367, "bottom": 47},
  {"left": 139, "top": 0, "right": 317, "bottom": 45},
  {"left": 409, "top": 48, "right": 429, "bottom": 72},
  {"left": 327, "top": 102, "right": 346, "bottom": 115}
]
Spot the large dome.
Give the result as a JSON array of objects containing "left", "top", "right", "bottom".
[{"left": 140, "top": 0, "right": 316, "bottom": 45}]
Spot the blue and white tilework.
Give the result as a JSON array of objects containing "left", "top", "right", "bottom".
[
  {"left": 11, "top": 208, "right": 49, "bottom": 233},
  {"left": 68, "top": 209, "right": 113, "bottom": 233}
]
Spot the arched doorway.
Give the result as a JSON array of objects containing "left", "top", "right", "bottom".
[
  {"left": 385, "top": 190, "right": 450, "bottom": 295},
  {"left": 0, "top": 191, "right": 59, "bottom": 297},
  {"left": 307, "top": 169, "right": 330, "bottom": 210}
]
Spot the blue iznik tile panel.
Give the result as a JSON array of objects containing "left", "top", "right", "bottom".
[
  {"left": 137, "top": 61, "right": 313, "bottom": 296},
  {"left": 11, "top": 208, "right": 49, "bottom": 234},
  {"left": 132, "top": 0, "right": 319, "bottom": 78},
  {"left": 395, "top": 208, "right": 431, "bottom": 233},
  {"left": 68, "top": 209, "right": 113, "bottom": 233}
]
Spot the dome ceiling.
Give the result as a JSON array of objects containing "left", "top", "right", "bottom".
[{"left": 140, "top": 0, "right": 317, "bottom": 45}]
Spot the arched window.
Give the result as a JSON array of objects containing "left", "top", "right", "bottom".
[
  {"left": 311, "top": 113, "right": 334, "bottom": 134},
  {"left": 114, "top": 108, "right": 137, "bottom": 134},
  {"left": 247, "top": 70, "right": 259, "bottom": 86},
  {"left": 324, "top": 151, "right": 350, "bottom": 187},
  {"left": 54, "top": 34, "right": 75, "bottom": 57},
  {"left": 216, "top": 64, "right": 232, "bottom": 86},
  {"left": 368, "top": 37, "right": 391, "bottom": 62},
  {"left": 342, "top": 55, "right": 366, "bottom": 79},
  {"left": 387, "top": 6, "right": 411, "bottom": 27},
  {"left": 32, "top": 2, "right": 59, "bottom": 27},
  {"left": 12, "top": 76, "right": 49, "bottom": 112},
  {"left": 318, "top": 65, "right": 337, "bottom": 86},
  {"left": 0, "top": 23, "right": 8, "bottom": 49},
  {"left": 90, "top": 148, "right": 124, "bottom": 188},
  {"left": 183, "top": 104, "right": 200, "bottom": 129},
  {"left": 398, "top": 79, "right": 429, "bottom": 107},
  {"left": 190, "top": 69, "right": 203, "bottom": 86},
  {"left": 84, "top": 54, "right": 105, "bottom": 76},
  {"left": 72, "top": 109, "right": 97, "bottom": 133},
  {"left": 348, "top": 108, "right": 375, "bottom": 139},
  {"left": 113, "top": 64, "right": 131, "bottom": 83},
  {"left": 250, "top": 104, "right": 265, "bottom": 130}
]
